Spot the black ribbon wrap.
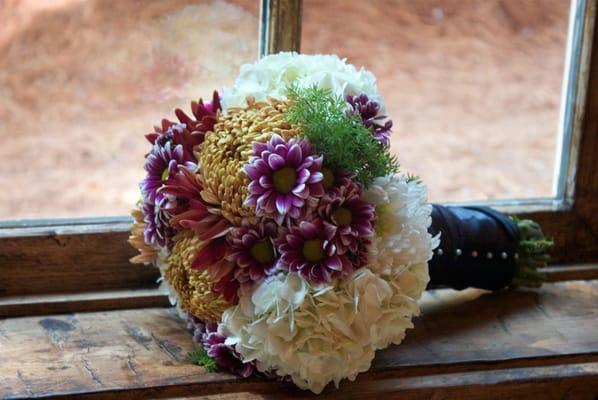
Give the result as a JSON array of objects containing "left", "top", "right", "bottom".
[{"left": 428, "top": 205, "right": 520, "bottom": 291}]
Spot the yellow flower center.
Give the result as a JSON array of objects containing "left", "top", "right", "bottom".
[
  {"left": 332, "top": 207, "right": 353, "bottom": 227},
  {"left": 302, "top": 239, "right": 325, "bottom": 262},
  {"left": 161, "top": 168, "right": 170, "bottom": 181},
  {"left": 375, "top": 203, "right": 391, "bottom": 235},
  {"left": 273, "top": 167, "right": 297, "bottom": 194},
  {"left": 250, "top": 239, "right": 275, "bottom": 264},
  {"left": 321, "top": 167, "right": 334, "bottom": 190}
]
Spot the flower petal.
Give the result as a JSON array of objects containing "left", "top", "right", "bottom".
[
  {"left": 286, "top": 143, "right": 303, "bottom": 166},
  {"left": 268, "top": 153, "right": 286, "bottom": 170},
  {"left": 276, "top": 195, "right": 292, "bottom": 215},
  {"left": 326, "top": 255, "right": 343, "bottom": 271}
]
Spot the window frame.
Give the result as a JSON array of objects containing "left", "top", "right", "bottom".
[{"left": 0, "top": 0, "right": 596, "bottom": 301}]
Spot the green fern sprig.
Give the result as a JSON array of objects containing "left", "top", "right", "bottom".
[
  {"left": 405, "top": 173, "right": 423, "bottom": 184},
  {"left": 285, "top": 85, "right": 399, "bottom": 187},
  {"left": 188, "top": 346, "right": 218, "bottom": 372}
]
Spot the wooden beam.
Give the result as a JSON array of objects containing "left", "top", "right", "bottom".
[
  {"left": 260, "top": 0, "right": 302, "bottom": 55},
  {"left": 2, "top": 262, "right": 596, "bottom": 318},
  {"left": 0, "top": 289, "right": 170, "bottom": 318},
  {"left": 177, "top": 363, "right": 598, "bottom": 400},
  {"left": 0, "top": 224, "right": 160, "bottom": 297},
  {"left": 525, "top": 0, "right": 598, "bottom": 263},
  {"left": 1, "top": 281, "right": 596, "bottom": 399},
  {"left": 540, "top": 263, "right": 598, "bottom": 282}
]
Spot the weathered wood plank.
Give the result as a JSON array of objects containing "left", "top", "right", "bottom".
[
  {"left": 0, "top": 226, "right": 160, "bottom": 297},
  {"left": 3, "top": 263, "right": 596, "bottom": 319},
  {"left": 2, "top": 214, "right": 593, "bottom": 300},
  {"left": 174, "top": 363, "right": 598, "bottom": 400},
  {"left": 375, "top": 280, "right": 598, "bottom": 368},
  {"left": 0, "top": 289, "right": 170, "bottom": 318},
  {"left": 1, "top": 214, "right": 594, "bottom": 300},
  {"left": 0, "top": 281, "right": 596, "bottom": 399},
  {"left": 541, "top": 263, "right": 598, "bottom": 282},
  {"left": 533, "top": 0, "right": 597, "bottom": 264},
  {"left": 262, "top": 0, "right": 302, "bottom": 55},
  {"left": 520, "top": 209, "right": 598, "bottom": 265}
]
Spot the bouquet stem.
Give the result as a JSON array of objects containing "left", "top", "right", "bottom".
[{"left": 511, "top": 217, "right": 553, "bottom": 288}]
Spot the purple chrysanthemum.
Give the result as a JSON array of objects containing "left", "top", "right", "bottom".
[
  {"left": 203, "top": 330, "right": 254, "bottom": 377},
  {"left": 226, "top": 222, "right": 280, "bottom": 287},
  {"left": 146, "top": 91, "right": 222, "bottom": 160},
  {"left": 187, "top": 315, "right": 255, "bottom": 378},
  {"left": 244, "top": 134, "right": 324, "bottom": 224},
  {"left": 140, "top": 141, "right": 196, "bottom": 203},
  {"left": 142, "top": 196, "right": 176, "bottom": 248},
  {"left": 278, "top": 220, "right": 353, "bottom": 283},
  {"left": 352, "top": 237, "right": 372, "bottom": 268},
  {"left": 151, "top": 122, "right": 189, "bottom": 150},
  {"left": 320, "top": 167, "right": 354, "bottom": 193},
  {"left": 346, "top": 94, "right": 393, "bottom": 147},
  {"left": 317, "top": 180, "right": 376, "bottom": 254}
]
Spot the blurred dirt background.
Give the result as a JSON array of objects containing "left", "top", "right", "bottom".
[{"left": 0, "top": 0, "right": 569, "bottom": 219}]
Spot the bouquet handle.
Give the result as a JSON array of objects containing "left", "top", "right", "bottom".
[{"left": 428, "top": 205, "right": 551, "bottom": 291}]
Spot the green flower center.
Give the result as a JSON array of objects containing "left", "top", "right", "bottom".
[
  {"left": 161, "top": 168, "right": 170, "bottom": 181},
  {"left": 302, "top": 239, "right": 325, "bottom": 263},
  {"left": 332, "top": 207, "right": 353, "bottom": 227},
  {"left": 272, "top": 167, "right": 297, "bottom": 194},
  {"left": 249, "top": 239, "right": 275, "bottom": 264},
  {"left": 321, "top": 167, "right": 334, "bottom": 190}
]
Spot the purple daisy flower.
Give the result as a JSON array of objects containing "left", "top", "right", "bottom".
[
  {"left": 278, "top": 220, "right": 353, "bottom": 283},
  {"left": 140, "top": 141, "right": 196, "bottom": 203},
  {"left": 142, "top": 196, "right": 176, "bottom": 248},
  {"left": 203, "top": 330, "right": 254, "bottom": 378},
  {"left": 187, "top": 315, "right": 255, "bottom": 378},
  {"left": 320, "top": 167, "right": 354, "bottom": 192},
  {"left": 244, "top": 134, "right": 324, "bottom": 225},
  {"left": 346, "top": 94, "right": 393, "bottom": 147},
  {"left": 317, "top": 180, "right": 376, "bottom": 254},
  {"left": 226, "top": 222, "right": 280, "bottom": 287}
]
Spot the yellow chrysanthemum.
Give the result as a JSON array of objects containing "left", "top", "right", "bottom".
[
  {"left": 164, "top": 232, "right": 231, "bottom": 322},
  {"left": 128, "top": 207, "right": 159, "bottom": 264},
  {"left": 196, "top": 97, "right": 301, "bottom": 225}
]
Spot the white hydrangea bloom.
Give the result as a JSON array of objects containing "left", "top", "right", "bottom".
[
  {"left": 220, "top": 52, "right": 383, "bottom": 113},
  {"left": 221, "top": 269, "right": 424, "bottom": 394},
  {"left": 363, "top": 175, "right": 439, "bottom": 277}
]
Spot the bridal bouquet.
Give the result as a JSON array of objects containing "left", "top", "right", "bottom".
[{"left": 129, "top": 53, "right": 551, "bottom": 393}]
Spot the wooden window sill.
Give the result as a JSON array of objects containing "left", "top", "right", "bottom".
[{"left": 1, "top": 280, "right": 597, "bottom": 399}]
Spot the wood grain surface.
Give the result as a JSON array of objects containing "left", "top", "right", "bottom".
[
  {"left": 0, "top": 226, "right": 160, "bottom": 297},
  {"left": 263, "top": 0, "right": 302, "bottom": 54},
  {"left": 1, "top": 280, "right": 596, "bottom": 399},
  {"left": 174, "top": 363, "right": 598, "bottom": 400},
  {"left": 0, "top": 289, "right": 170, "bottom": 318},
  {"left": 2, "top": 263, "right": 597, "bottom": 319}
]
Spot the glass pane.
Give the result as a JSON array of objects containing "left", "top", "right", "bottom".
[
  {"left": 302, "top": 0, "right": 570, "bottom": 202},
  {"left": 0, "top": 0, "right": 258, "bottom": 219}
]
